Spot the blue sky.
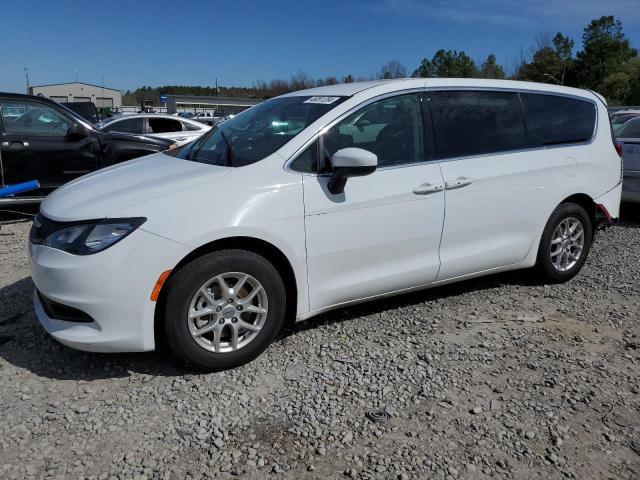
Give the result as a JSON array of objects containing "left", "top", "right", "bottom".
[{"left": 1, "top": 0, "right": 638, "bottom": 93}]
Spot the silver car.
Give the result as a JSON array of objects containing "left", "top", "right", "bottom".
[
  {"left": 96, "top": 113, "right": 211, "bottom": 146},
  {"left": 616, "top": 116, "right": 640, "bottom": 203}
]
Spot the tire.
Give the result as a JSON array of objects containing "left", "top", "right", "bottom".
[
  {"left": 163, "top": 249, "right": 286, "bottom": 371},
  {"left": 534, "top": 202, "right": 593, "bottom": 283}
]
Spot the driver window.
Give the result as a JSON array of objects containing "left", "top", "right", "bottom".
[
  {"left": 0, "top": 100, "right": 71, "bottom": 136},
  {"left": 322, "top": 93, "right": 427, "bottom": 169}
]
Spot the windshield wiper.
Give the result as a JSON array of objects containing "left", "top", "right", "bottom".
[{"left": 219, "top": 130, "right": 234, "bottom": 166}]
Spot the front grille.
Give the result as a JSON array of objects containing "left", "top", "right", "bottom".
[
  {"left": 30, "top": 213, "right": 75, "bottom": 244},
  {"left": 37, "top": 290, "right": 94, "bottom": 323}
]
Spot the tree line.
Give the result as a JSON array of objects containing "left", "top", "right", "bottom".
[{"left": 123, "top": 15, "right": 639, "bottom": 106}]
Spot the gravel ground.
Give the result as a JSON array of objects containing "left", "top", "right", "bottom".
[{"left": 0, "top": 213, "right": 639, "bottom": 480}]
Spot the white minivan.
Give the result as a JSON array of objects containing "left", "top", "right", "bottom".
[{"left": 29, "top": 79, "right": 622, "bottom": 370}]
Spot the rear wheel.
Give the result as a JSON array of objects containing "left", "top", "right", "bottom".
[
  {"left": 534, "top": 202, "right": 593, "bottom": 283},
  {"left": 163, "top": 249, "right": 286, "bottom": 370}
]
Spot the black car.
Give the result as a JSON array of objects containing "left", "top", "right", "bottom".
[
  {"left": 0, "top": 93, "right": 175, "bottom": 204},
  {"left": 60, "top": 101, "right": 100, "bottom": 124}
]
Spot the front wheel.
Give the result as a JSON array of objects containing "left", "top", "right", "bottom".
[
  {"left": 163, "top": 249, "right": 286, "bottom": 370},
  {"left": 534, "top": 202, "right": 593, "bottom": 283}
]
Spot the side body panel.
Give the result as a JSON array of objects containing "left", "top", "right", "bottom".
[
  {"left": 303, "top": 163, "right": 445, "bottom": 310},
  {"left": 436, "top": 150, "right": 552, "bottom": 280}
]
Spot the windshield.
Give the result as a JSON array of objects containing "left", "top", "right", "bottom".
[{"left": 170, "top": 95, "right": 347, "bottom": 167}]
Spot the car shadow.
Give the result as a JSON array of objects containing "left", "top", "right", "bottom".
[
  {"left": 0, "top": 277, "right": 189, "bottom": 380},
  {"left": 0, "top": 268, "right": 534, "bottom": 381},
  {"left": 1, "top": 208, "right": 636, "bottom": 381},
  {"left": 275, "top": 268, "right": 536, "bottom": 342},
  {"left": 620, "top": 202, "right": 640, "bottom": 226}
]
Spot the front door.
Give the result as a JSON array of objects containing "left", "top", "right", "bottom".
[
  {"left": 302, "top": 93, "right": 446, "bottom": 311},
  {"left": 0, "top": 98, "right": 101, "bottom": 196}
]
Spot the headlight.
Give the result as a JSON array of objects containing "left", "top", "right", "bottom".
[
  {"left": 42, "top": 218, "right": 146, "bottom": 255},
  {"left": 168, "top": 142, "right": 178, "bottom": 150}
]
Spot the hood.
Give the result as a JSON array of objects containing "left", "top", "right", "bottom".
[{"left": 41, "top": 153, "right": 231, "bottom": 221}]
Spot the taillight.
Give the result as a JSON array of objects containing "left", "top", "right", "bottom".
[{"left": 614, "top": 141, "right": 623, "bottom": 157}]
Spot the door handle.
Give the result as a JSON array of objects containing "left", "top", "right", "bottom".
[
  {"left": 445, "top": 176, "right": 473, "bottom": 190},
  {"left": 412, "top": 183, "right": 444, "bottom": 195},
  {"left": 2, "top": 141, "right": 29, "bottom": 149}
]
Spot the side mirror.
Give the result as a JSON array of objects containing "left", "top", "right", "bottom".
[
  {"left": 327, "top": 148, "right": 377, "bottom": 195},
  {"left": 67, "top": 122, "right": 90, "bottom": 140}
]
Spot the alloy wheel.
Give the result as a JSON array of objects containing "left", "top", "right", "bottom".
[
  {"left": 550, "top": 217, "right": 584, "bottom": 272},
  {"left": 187, "top": 272, "right": 268, "bottom": 353}
]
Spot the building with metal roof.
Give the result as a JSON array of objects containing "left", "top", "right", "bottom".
[
  {"left": 165, "top": 95, "right": 262, "bottom": 115},
  {"left": 29, "top": 82, "right": 122, "bottom": 110}
]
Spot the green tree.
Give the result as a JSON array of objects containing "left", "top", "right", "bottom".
[
  {"left": 412, "top": 50, "right": 477, "bottom": 78},
  {"left": 600, "top": 71, "right": 631, "bottom": 104},
  {"left": 625, "top": 59, "right": 640, "bottom": 104},
  {"left": 516, "top": 33, "right": 574, "bottom": 84},
  {"left": 552, "top": 33, "right": 575, "bottom": 85},
  {"left": 574, "top": 16, "right": 637, "bottom": 90},
  {"left": 478, "top": 54, "right": 506, "bottom": 79}
]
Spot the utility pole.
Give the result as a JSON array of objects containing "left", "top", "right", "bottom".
[
  {"left": 24, "top": 67, "right": 30, "bottom": 94},
  {"left": 75, "top": 68, "right": 78, "bottom": 82}
]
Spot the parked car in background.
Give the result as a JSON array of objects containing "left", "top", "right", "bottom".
[
  {"left": 0, "top": 93, "right": 176, "bottom": 204},
  {"left": 60, "top": 101, "right": 100, "bottom": 124},
  {"left": 97, "top": 113, "right": 211, "bottom": 146},
  {"left": 615, "top": 115, "right": 640, "bottom": 139},
  {"left": 30, "top": 79, "right": 621, "bottom": 370},
  {"left": 610, "top": 109, "right": 640, "bottom": 119},
  {"left": 615, "top": 116, "right": 640, "bottom": 203},
  {"left": 177, "top": 112, "right": 195, "bottom": 119},
  {"left": 193, "top": 111, "right": 216, "bottom": 125},
  {"left": 611, "top": 112, "right": 640, "bottom": 136}
]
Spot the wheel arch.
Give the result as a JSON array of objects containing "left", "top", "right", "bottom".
[
  {"left": 557, "top": 193, "right": 596, "bottom": 229},
  {"left": 154, "top": 236, "right": 299, "bottom": 349}
]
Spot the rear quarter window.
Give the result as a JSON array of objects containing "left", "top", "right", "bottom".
[
  {"left": 520, "top": 93, "right": 596, "bottom": 146},
  {"left": 429, "top": 90, "right": 527, "bottom": 159}
]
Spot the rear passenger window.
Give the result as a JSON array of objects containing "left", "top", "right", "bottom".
[
  {"left": 148, "top": 118, "right": 182, "bottom": 133},
  {"left": 521, "top": 93, "right": 596, "bottom": 146},
  {"left": 105, "top": 118, "right": 144, "bottom": 134},
  {"left": 429, "top": 91, "right": 527, "bottom": 159}
]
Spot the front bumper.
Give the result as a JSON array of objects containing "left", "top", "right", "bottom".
[{"left": 30, "top": 228, "right": 190, "bottom": 353}]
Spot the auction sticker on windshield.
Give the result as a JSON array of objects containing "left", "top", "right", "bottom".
[{"left": 303, "top": 96, "right": 341, "bottom": 104}]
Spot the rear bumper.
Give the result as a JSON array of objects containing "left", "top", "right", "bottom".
[{"left": 595, "top": 182, "right": 622, "bottom": 220}]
